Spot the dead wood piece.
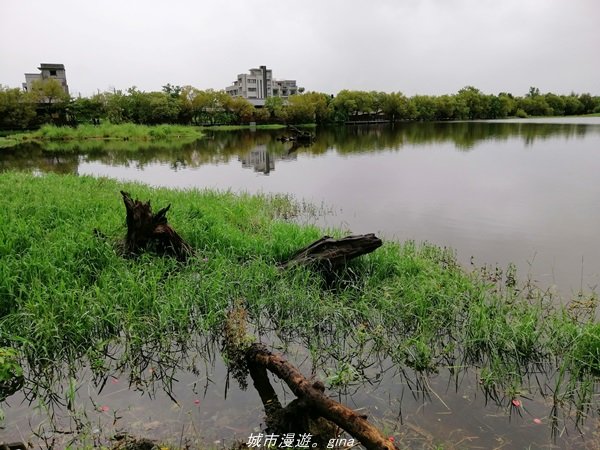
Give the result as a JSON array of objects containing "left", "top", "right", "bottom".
[
  {"left": 246, "top": 343, "right": 396, "bottom": 450},
  {"left": 281, "top": 233, "right": 383, "bottom": 270},
  {"left": 120, "top": 191, "right": 193, "bottom": 261},
  {"left": 277, "top": 125, "right": 315, "bottom": 144}
]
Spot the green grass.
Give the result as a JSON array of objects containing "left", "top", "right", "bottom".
[
  {"left": 0, "top": 136, "right": 19, "bottom": 149},
  {"left": 0, "top": 172, "right": 599, "bottom": 445},
  {"left": 3, "top": 123, "right": 203, "bottom": 149}
]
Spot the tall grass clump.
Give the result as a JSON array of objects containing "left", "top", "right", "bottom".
[{"left": 0, "top": 171, "right": 598, "bottom": 416}]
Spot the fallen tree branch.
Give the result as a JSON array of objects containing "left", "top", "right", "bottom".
[
  {"left": 281, "top": 234, "right": 383, "bottom": 270},
  {"left": 246, "top": 343, "right": 396, "bottom": 450}
]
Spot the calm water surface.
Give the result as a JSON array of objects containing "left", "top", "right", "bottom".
[{"left": 2, "top": 119, "right": 600, "bottom": 448}]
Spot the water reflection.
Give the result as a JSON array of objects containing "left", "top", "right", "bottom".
[
  {"left": 3, "top": 325, "right": 599, "bottom": 449},
  {"left": 3, "top": 121, "right": 599, "bottom": 176}
]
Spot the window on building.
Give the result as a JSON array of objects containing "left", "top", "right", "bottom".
[
  {"left": 49, "top": 70, "right": 57, "bottom": 76},
  {"left": 248, "top": 87, "right": 257, "bottom": 92}
]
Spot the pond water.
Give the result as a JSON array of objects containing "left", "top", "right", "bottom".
[{"left": 2, "top": 119, "right": 600, "bottom": 448}]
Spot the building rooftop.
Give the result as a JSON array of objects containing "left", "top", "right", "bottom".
[{"left": 38, "top": 63, "right": 65, "bottom": 70}]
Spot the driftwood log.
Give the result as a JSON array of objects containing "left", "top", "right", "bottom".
[
  {"left": 120, "top": 191, "right": 193, "bottom": 261},
  {"left": 246, "top": 343, "right": 397, "bottom": 450},
  {"left": 281, "top": 234, "right": 383, "bottom": 270}
]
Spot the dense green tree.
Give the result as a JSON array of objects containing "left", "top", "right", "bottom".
[
  {"left": 176, "top": 85, "right": 197, "bottom": 124},
  {"left": 382, "top": 92, "right": 413, "bottom": 121},
  {"left": 302, "top": 92, "right": 333, "bottom": 124},
  {"left": 30, "top": 79, "right": 70, "bottom": 105},
  {"left": 29, "top": 79, "right": 71, "bottom": 124},
  {"left": 252, "top": 106, "right": 270, "bottom": 123},
  {"left": 496, "top": 93, "right": 518, "bottom": 118},
  {"left": 264, "top": 96, "right": 285, "bottom": 121},
  {"left": 433, "top": 95, "right": 458, "bottom": 120},
  {"left": 227, "top": 96, "right": 255, "bottom": 124},
  {"left": 68, "top": 96, "right": 105, "bottom": 124},
  {"left": 354, "top": 91, "right": 375, "bottom": 116},
  {"left": 562, "top": 95, "right": 584, "bottom": 116},
  {"left": 369, "top": 91, "right": 387, "bottom": 115},
  {"left": 102, "top": 90, "right": 128, "bottom": 123},
  {"left": 0, "top": 86, "right": 37, "bottom": 129},
  {"left": 544, "top": 93, "right": 565, "bottom": 116},
  {"left": 189, "top": 89, "right": 236, "bottom": 124},
  {"left": 411, "top": 95, "right": 437, "bottom": 121},
  {"left": 332, "top": 90, "right": 359, "bottom": 121},
  {"left": 577, "top": 93, "right": 596, "bottom": 114},
  {"left": 519, "top": 95, "right": 552, "bottom": 116},
  {"left": 455, "top": 86, "right": 489, "bottom": 119},
  {"left": 284, "top": 94, "right": 317, "bottom": 123}
]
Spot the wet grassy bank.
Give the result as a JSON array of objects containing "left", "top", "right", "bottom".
[
  {"left": 0, "top": 171, "right": 599, "bottom": 446},
  {"left": 0, "top": 123, "right": 204, "bottom": 150}
]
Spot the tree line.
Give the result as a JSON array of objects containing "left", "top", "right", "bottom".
[{"left": 1, "top": 79, "right": 599, "bottom": 130}]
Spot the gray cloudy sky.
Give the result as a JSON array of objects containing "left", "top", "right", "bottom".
[{"left": 1, "top": 0, "right": 598, "bottom": 97}]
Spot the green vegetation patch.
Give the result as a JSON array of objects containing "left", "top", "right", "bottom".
[
  {"left": 0, "top": 171, "right": 598, "bottom": 408},
  {"left": 5, "top": 123, "right": 203, "bottom": 149},
  {"left": 0, "top": 137, "right": 19, "bottom": 149}
]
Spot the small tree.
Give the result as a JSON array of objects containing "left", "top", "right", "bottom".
[
  {"left": 264, "top": 96, "right": 285, "bottom": 121},
  {"left": 30, "top": 79, "right": 70, "bottom": 124}
]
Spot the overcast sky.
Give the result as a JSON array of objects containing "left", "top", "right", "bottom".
[{"left": 1, "top": 0, "right": 598, "bottom": 97}]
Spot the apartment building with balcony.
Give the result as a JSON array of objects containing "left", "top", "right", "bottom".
[{"left": 225, "top": 65, "right": 302, "bottom": 106}]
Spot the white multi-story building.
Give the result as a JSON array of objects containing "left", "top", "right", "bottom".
[
  {"left": 225, "top": 66, "right": 303, "bottom": 106},
  {"left": 23, "top": 63, "right": 69, "bottom": 95}
]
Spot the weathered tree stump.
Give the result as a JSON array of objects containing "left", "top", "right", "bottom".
[
  {"left": 246, "top": 343, "right": 397, "bottom": 450},
  {"left": 281, "top": 234, "right": 383, "bottom": 270},
  {"left": 120, "top": 191, "right": 193, "bottom": 261},
  {"left": 277, "top": 125, "right": 315, "bottom": 144}
]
